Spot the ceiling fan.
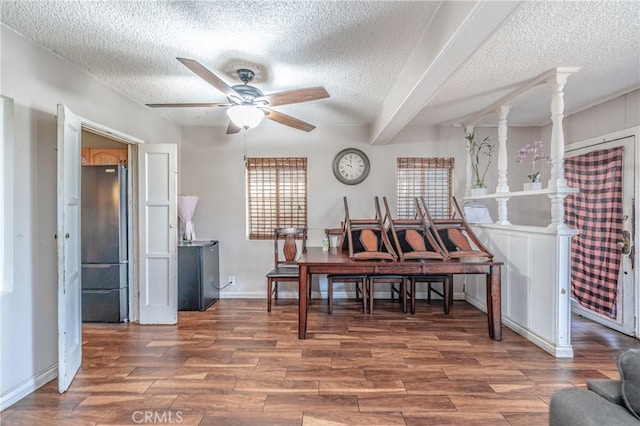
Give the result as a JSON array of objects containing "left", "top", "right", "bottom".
[{"left": 146, "top": 57, "right": 329, "bottom": 134}]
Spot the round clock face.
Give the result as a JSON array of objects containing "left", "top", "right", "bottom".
[{"left": 333, "top": 148, "right": 370, "bottom": 185}]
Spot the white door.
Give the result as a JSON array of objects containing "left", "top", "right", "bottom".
[
  {"left": 57, "top": 105, "right": 82, "bottom": 392},
  {"left": 565, "top": 134, "right": 636, "bottom": 336},
  {"left": 138, "top": 144, "right": 178, "bottom": 324}
]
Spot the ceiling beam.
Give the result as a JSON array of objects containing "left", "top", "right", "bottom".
[{"left": 369, "top": 0, "right": 523, "bottom": 145}]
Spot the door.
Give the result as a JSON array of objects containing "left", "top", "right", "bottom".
[
  {"left": 138, "top": 144, "right": 178, "bottom": 324},
  {"left": 565, "top": 134, "right": 636, "bottom": 335},
  {"left": 57, "top": 105, "right": 82, "bottom": 392}
]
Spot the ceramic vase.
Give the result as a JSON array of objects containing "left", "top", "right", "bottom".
[{"left": 523, "top": 182, "right": 542, "bottom": 191}]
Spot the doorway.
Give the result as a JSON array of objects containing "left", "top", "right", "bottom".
[
  {"left": 58, "top": 105, "right": 179, "bottom": 392},
  {"left": 80, "top": 130, "right": 134, "bottom": 323},
  {"left": 565, "top": 129, "right": 637, "bottom": 337}
]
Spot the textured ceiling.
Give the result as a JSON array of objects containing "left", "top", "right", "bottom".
[
  {"left": 1, "top": 0, "right": 639, "bottom": 135},
  {"left": 413, "top": 0, "right": 640, "bottom": 127}
]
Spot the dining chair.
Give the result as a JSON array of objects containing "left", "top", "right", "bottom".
[
  {"left": 342, "top": 196, "right": 397, "bottom": 261},
  {"left": 367, "top": 274, "right": 407, "bottom": 314},
  {"left": 383, "top": 197, "right": 447, "bottom": 261},
  {"left": 325, "top": 227, "right": 367, "bottom": 314},
  {"left": 408, "top": 274, "right": 453, "bottom": 314},
  {"left": 361, "top": 196, "right": 407, "bottom": 314},
  {"left": 417, "top": 196, "right": 494, "bottom": 261},
  {"left": 266, "top": 227, "right": 307, "bottom": 312},
  {"left": 367, "top": 197, "right": 445, "bottom": 315}
]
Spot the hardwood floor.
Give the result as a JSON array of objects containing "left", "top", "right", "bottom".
[{"left": 2, "top": 298, "right": 639, "bottom": 425}]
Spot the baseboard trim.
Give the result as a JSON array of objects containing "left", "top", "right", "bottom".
[
  {"left": 220, "top": 291, "right": 466, "bottom": 300},
  {"left": 502, "top": 317, "right": 574, "bottom": 358},
  {"left": 465, "top": 295, "right": 574, "bottom": 358},
  {"left": 0, "top": 364, "right": 57, "bottom": 411}
]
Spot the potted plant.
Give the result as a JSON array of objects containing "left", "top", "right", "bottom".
[
  {"left": 516, "top": 140, "right": 549, "bottom": 191},
  {"left": 465, "top": 132, "right": 495, "bottom": 195}
]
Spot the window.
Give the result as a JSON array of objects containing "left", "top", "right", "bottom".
[
  {"left": 397, "top": 157, "right": 454, "bottom": 219},
  {"left": 246, "top": 157, "right": 307, "bottom": 239}
]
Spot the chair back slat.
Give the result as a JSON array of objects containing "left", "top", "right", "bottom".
[{"left": 273, "top": 227, "right": 307, "bottom": 267}]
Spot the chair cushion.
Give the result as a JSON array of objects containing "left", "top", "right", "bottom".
[
  {"left": 619, "top": 349, "right": 640, "bottom": 419},
  {"left": 437, "top": 229, "right": 458, "bottom": 252},
  {"left": 390, "top": 229, "right": 438, "bottom": 254},
  {"left": 587, "top": 379, "right": 624, "bottom": 405},
  {"left": 266, "top": 266, "right": 299, "bottom": 278},
  {"left": 343, "top": 229, "right": 383, "bottom": 252}
]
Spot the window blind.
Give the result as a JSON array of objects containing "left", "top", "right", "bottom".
[
  {"left": 246, "top": 157, "right": 307, "bottom": 239},
  {"left": 397, "top": 157, "right": 454, "bottom": 219}
]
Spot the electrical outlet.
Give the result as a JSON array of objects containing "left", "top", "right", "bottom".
[{"left": 228, "top": 276, "right": 236, "bottom": 286}]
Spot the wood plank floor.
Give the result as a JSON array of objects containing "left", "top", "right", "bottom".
[{"left": 2, "top": 298, "right": 639, "bottom": 425}]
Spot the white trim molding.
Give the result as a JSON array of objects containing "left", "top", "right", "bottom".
[{"left": 0, "top": 364, "right": 57, "bottom": 411}]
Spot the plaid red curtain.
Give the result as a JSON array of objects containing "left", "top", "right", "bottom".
[{"left": 565, "top": 147, "right": 624, "bottom": 319}]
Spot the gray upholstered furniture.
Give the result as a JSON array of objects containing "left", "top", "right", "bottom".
[{"left": 549, "top": 349, "right": 640, "bottom": 425}]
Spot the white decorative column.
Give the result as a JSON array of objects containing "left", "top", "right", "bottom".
[
  {"left": 547, "top": 73, "right": 569, "bottom": 191},
  {"left": 545, "top": 68, "right": 580, "bottom": 358},
  {"left": 494, "top": 106, "right": 511, "bottom": 225},
  {"left": 495, "top": 105, "right": 510, "bottom": 193},
  {"left": 464, "top": 125, "right": 474, "bottom": 196},
  {"left": 546, "top": 67, "right": 579, "bottom": 231}
]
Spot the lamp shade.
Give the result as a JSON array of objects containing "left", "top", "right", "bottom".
[
  {"left": 178, "top": 195, "right": 199, "bottom": 241},
  {"left": 226, "top": 105, "right": 265, "bottom": 129}
]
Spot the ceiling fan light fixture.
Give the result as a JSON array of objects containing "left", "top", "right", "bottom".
[{"left": 226, "top": 105, "right": 265, "bottom": 130}]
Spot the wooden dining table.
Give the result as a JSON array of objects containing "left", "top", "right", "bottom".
[{"left": 297, "top": 247, "right": 503, "bottom": 340}]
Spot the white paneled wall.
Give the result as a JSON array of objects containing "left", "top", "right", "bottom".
[{"left": 466, "top": 225, "right": 575, "bottom": 358}]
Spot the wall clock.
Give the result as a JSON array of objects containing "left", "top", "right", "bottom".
[{"left": 332, "top": 148, "right": 370, "bottom": 185}]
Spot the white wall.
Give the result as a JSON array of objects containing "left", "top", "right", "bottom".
[
  {"left": 0, "top": 25, "right": 181, "bottom": 409},
  {"left": 565, "top": 89, "right": 640, "bottom": 143},
  {"left": 179, "top": 124, "right": 481, "bottom": 299}
]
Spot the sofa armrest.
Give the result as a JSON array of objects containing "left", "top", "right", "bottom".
[
  {"left": 588, "top": 379, "right": 624, "bottom": 405},
  {"left": 550, "top": 388, "right": 640, "bottom": 426}
]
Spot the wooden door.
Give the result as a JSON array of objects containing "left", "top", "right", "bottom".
[{"left": 137, "top": 144, "right": 178, "bottom": 324}]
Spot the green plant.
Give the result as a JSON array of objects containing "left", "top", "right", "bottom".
[{"left": 465, "top": 132, "right": 495, "bottom": 189}]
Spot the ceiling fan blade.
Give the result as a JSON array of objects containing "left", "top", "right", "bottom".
[
  {"left": 176, "top": 57, "right": 241, "bottom": 100},
  {"left": 256, "top": 86, "right": 329, "bottom": 107},
  {"left": 260, "top": 108, "right": 316, "bottom": 132},
  {"left": 226, "top": 121, "right": 242, "bottom": 134},
  {"left": 146, "top": 102, "right": 230, "bottom": 108}
]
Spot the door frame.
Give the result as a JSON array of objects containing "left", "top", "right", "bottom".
[
  {"left": 81, "top": 120, "right": 144, "bottom": 322},
  {"left": 565, "top": 126, "right": 639, "bottom": 338},
  {"left": 56, "top": 110, "right": 144, "bottom": 393}
]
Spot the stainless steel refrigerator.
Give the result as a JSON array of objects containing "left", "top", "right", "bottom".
[{"left": 81, "top": 165, "right": 128, "bottom": 322}]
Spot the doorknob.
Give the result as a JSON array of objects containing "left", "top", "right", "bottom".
[{"left": 617, "top": 230, "right": 631, "bottom": 255}]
